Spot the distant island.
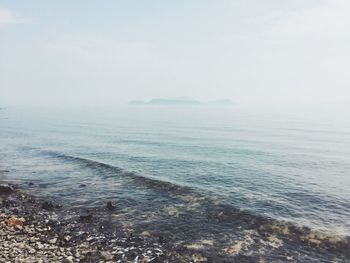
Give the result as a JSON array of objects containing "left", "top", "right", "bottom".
[{"left": 129, "top": 97, "right": 234, "bottom": 106}]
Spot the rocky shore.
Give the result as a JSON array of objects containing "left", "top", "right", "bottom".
[
  {"left": 2, "top": 182, "right": 350, "bottom": 263},
  {"left": 0, "top": 184, "right": 208, "bottom": 263}
]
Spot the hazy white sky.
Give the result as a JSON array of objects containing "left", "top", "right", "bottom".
[{"left": 1, "top": 0, "right": 349, "bottom": 106}]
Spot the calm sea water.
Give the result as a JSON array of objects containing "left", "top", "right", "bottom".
[{"left": 1, "top": 105, "right": 350, "bottom": 260}]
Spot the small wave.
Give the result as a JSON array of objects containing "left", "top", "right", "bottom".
[
  {"left": 42, "top": 150, "right": 194, "bottom": 196},
  {"left": 40, "top": 150, "right": 350, "bottom": 259}
]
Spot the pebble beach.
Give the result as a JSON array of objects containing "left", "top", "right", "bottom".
[{"left": 0, "top": 184, "right": 209, "bottom": 263}]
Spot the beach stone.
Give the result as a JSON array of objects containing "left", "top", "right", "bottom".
[
  {"left": 6, "top": 216, "right": 25, "bottom": 227},
  {"left": 0, "top": 184, "right": 13, "bottom": 195},
  {"left": 64, "top": 235, "right": 72, "bottom": 242},
  {"left": 48, "top": 238, "right": 57, "bottom": 244},
  {"left": 101, "top": 251, "right": 113, "bottom": 260},
  {"left": 36, "top": 242, "right": 44, "bottom": 249},
  {"left": 15, "top": 224, "right": 23, "bottom": 230},
  {"left": 63, "top": 257, "right": 74, "bottom": 263}
]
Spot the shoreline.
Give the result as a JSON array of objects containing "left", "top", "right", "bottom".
[
  {"left": 1, "top": 182, "right": 350, "bottom": 263},
  {"left": 0, "top": 183, "right": 208, "bottom": 263}
]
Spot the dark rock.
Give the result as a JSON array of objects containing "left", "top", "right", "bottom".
[
  {"left": 79, "top": 214, "right": 93, "bottom": 223},
  {"left": 78, "top": 232, "right": 89, "bottom": 240},
  {"left": 81, "top": 251, "right": 101, "bottom": 263},
  {"left": 106, "top": 201, "right": 116, "bottom": 211},
  {"left": 0, "top": 184, "right": 13, "bottom": 195},
  {"left": 42, "top": 201, "right": 54, "bottom": 210},
  {"left": 231, "top": 254, "right": 256, "bottom": 263},
  {"left": 2, "top": 199, "right": 12, "bottom": 207},
  {"left": 79, "top": 184, "right": 86, "bottom": 188},
  {"left": 27, "top": 198, "right": 36, "bottom": 203},
  {"left": 159, "top": 236, "right": 164, "bottom": 243},
  {"left": 28, "top": 182, "right": 34, "bottom": 186},
  {"left": 47, "top": 219, "right": 58, "bottom": 227}
]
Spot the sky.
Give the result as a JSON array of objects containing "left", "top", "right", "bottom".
[{"left": 0, "top": 0, "right": 350, "bottom": 106}]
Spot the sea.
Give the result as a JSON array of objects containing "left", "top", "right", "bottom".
[{"left": 1, "top": 105, "right": 350, "bottom": 262}]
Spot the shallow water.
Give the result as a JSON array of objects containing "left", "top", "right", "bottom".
[{"left": 1, "top": 105, "right": 350, "bottom": 261}]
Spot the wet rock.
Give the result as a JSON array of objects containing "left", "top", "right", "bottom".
[
  {"left": 0, "top": 184, "right": 13, "bottom": 195},
  {"left": 46, "top": 218, "right": 60, "bottom": 227},
  {"left": 106, "top": 201, "right": 117, "bottom": 211},
  {"left": 27, "top": 198, "right": 36, "bottom": 204},
  {"left": 82, "top": 251, "right": 101, "bottom": 262},
  {"left": 79, "top": 184, "right": 86, "bottom": 188},
  {"left": 2, "top": 199, "right": 13, "bottom": 207},
  {"left": 42, "top": 201, "right": 54, "bottom": 210},
  {"left": 79, "top": 214, "right": 93, "bottom": 223}
]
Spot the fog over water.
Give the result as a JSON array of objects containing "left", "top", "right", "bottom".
[{"left": 1, "top": 0, "right": 350, "bottom": 107}]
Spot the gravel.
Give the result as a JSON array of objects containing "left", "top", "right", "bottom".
[{"left": 0, "top": 186, "right": 206, "bottom": 263}]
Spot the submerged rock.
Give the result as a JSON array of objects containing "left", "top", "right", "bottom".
[
  {"left": 2, "top": 199, "right": 14, "bottom": 207},
  {"left": 55, "top": 204, "right": 63, "bottom": 209},
  {"left": 0, "top": 184, "right": 14, "bottom": 195},
  {"left": 79, "top": 214, "right": 93, "bottom": 223},
  {"left": 42, "top": 201, "right": 54, "bottom": 210},
  {"left": 106, "top": 201, "right": 117, "bottom": 211}
]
